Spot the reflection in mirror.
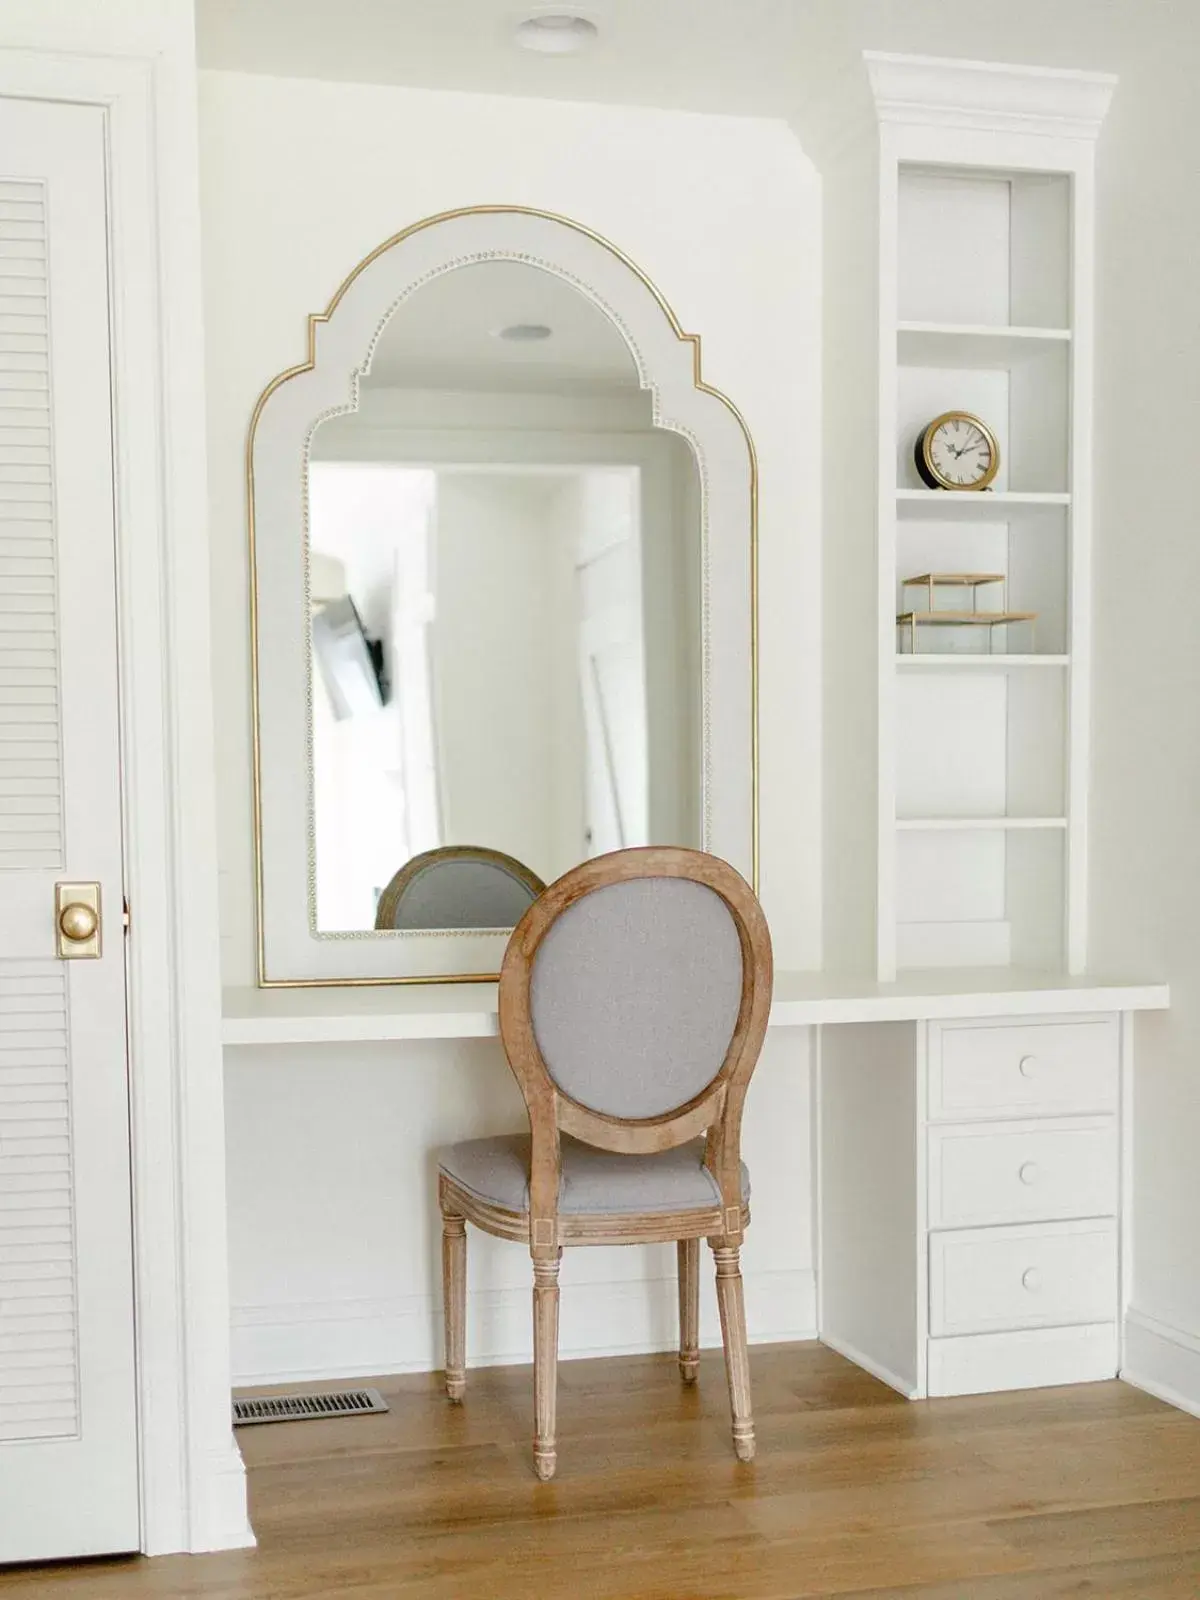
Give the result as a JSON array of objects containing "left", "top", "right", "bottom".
[{"left": 307, "top": 260, "right": 701, "bottom": 932}]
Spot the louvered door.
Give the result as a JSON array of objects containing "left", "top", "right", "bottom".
[{"left": 0, "top": 100, "right": 138, "bottom": 1560}]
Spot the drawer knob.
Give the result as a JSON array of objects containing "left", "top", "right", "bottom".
[
  {"left": 1021, "top": 1267, "right": 1043, "bottom": 1292},
  {"left": 1018, "top": 1161, "right": 1040, "bottom": 1186},
  {"left": 1018, "top": 1055, "right": 1040, "bottom": 1079}
]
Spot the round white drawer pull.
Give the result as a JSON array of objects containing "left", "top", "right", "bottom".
[
  {"left": 1022, "top": 1268, "right": 1043, "bottom": 1292},
  {"left": 1018, "top": 1055, "right": 1040, "bottom": 1079},
  {"left": 1018, "top": 1162, "right": 1040, "bottom": 1187}
]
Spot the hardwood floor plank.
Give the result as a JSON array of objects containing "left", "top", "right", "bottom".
[{"left": 2, "top": 1344, "right": 1200, "bottom": 1600}]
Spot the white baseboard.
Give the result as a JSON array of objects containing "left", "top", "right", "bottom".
[
  {"left": 177, "top": 1444, "right": 256, "bottom": 1556},
  {"left": 1122, "top": 1307, "right": 1200, "bottom": 1419},
  {"left": 819, "top": 1330, "right": 918, "bottom": 1398},
  {"left": 928, "top": 1323, "right": 1117, "bottom": 1398},
  {"left": 231, "top": 1268, "right": 816, "bottom": 1386}
]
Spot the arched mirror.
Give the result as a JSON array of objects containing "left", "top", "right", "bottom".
[{"left": 250, "top": 208, "right": 755, "bottom": 985}]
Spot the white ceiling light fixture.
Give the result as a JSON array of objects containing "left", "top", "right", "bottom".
[
  {"left": 514, "top": 13, "right": 599, "bottom": 55},
  {"left": 495, "top": 323, "right": 555, "bottom": 342}
]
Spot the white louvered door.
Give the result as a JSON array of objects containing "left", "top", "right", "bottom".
[{"left": 0, "top": 100, "right": 138, "bottom": 1560}]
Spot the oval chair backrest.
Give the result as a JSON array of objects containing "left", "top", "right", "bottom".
[
  {"left": 375, "top": 847, "right": 546, "bottom": 931},
  {"left": 511, "top": 852, "right": 765, "bottom": 1125}
]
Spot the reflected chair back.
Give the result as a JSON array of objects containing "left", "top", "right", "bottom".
[{"left": 374, "top": 846, "right": 546, "bottom": 931}]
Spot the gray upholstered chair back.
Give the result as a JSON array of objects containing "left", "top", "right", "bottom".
[
  {"left": 375, "top": 847, "right": 546, "bottom": 931},
  {"left": 528, "top": 875, "right": 744, "bottom": 1119}
]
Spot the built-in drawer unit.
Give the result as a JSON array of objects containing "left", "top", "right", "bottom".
[
  {"left": 927, "top": 1119, "right": 1117, "bottom": 1229},
  {"left": 928, "top": 1218, "right": 1118, "bottom": 1337},
  {"left": 928, "top": 1017, "right": 1119, "bottom": 1122}
]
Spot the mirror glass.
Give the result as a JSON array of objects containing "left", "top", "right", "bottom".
[{"left": 307, "top": 261, "right": 702, "bottom": 933}]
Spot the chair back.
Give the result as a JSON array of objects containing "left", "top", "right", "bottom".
[
  {"left": 498, "top": 847, "right": 772, "bottom": 1244},
  {"left": 375, "top": 846, "right": 546, "bottom": 930}
]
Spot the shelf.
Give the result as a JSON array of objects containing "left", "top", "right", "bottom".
[
  {"left": 897, "top": 610, "right": 1036, "bottom": 627},
  {"left": 222, "top": 975, "right": 1169, "bottom": 1045},
  {"left": 898, "top": 322, "right": 1071, "bottom": 368},
  {"left": 895, "top": 654, "right": 1069, "bottom": 671},
  {"left": 902, "top": 573, "right": 1005, "bottom": 589},
  {"left": 896, "top": 490, "right": 1070, "bottom": 521},
  {"left": 896, "top": 817, "right": 1068, "bottom": 832}
]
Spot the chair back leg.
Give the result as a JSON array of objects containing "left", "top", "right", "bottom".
[
  {"left": 710, "top": 1240, "right": 755, "bottom": 1461},
  {"left": 441, "top": 1206, "right": 467, "bottom": 1402},
  {"left": 677, "top": 1238, "right": 700, "bottom": 1382},
  {"left": 532, "top": 1252, "right": 562, "bottom": 1480}
]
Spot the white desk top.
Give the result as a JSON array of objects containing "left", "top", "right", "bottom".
[{"left": 222, "top": 969, "right": 1169, "bottom": 1047}]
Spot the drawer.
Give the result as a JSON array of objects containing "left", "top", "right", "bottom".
[
  {"left": 928, "top": 1119, "right": 1118, "bottom": 1228},
  {"left": 929, "top": 1218, "right": 1117, "bottom": 1337},
  {"left": 929, "top": 1017, "right": 1118, "bottom": 1121}
]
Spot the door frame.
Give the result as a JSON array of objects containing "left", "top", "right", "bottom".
[{"left": 0, "top": 43, "right": 252, "bottom": 1554}]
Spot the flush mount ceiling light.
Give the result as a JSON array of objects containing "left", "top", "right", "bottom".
[
  {"left": 495, "top": 323, "right": 554, "bottom": 342},
  {"left": 514, "top": 14, "right": 599, "bottom": 54}
]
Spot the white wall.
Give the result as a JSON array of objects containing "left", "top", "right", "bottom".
[
  {"left": 1084, "top": 15, "right": 1200, "bottom": 1389},
  {"left": 225, "top": 1030, "right": 814, "bottom": 1383},
  {"left": 200, "top": 71, "right": 821, "bottom": 1381}
]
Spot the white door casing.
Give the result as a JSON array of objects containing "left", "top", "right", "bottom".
[{"left": 0, "top": 98, "right": 138, "bottom": 1561}]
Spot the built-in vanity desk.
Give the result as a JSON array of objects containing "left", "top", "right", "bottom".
[
  {"left": 223, "top": 972, "right": 1168, "bottom": 1402},
  {"left": 222, "top": 55, "right": 1169, "bottom": 1407}
]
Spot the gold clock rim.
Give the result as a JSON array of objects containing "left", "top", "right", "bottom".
[{"left": 919, "top": 409, "right": 1001, "bottom": 493}]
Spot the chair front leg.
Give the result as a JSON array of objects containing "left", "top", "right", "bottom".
[
  {"left": 710, "top": 1240, "right": 754, "bottom": 1461},
  {"left": 532, "top": 1251, "right": 562, "bottom": 1481},
  {"left": 677, "top": 1237, "right": 700, "bottom": 1383},
  {"left": 441, "top": 1207, "right": 467, "bottom": 1402}
]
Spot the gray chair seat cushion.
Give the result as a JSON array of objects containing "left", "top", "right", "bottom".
[{"left": 437, "top": 1131, "right": 750, "bottom": 1216}]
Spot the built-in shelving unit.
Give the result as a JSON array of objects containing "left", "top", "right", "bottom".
[{"left": 865, "top": 53, "right": 1114, "bottom": 980}]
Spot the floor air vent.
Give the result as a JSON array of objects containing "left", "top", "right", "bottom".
[{"left": 233, "top": 1387, "right": 389, "bottom": 1427}]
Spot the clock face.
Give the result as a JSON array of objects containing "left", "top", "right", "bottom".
[{"left": 923, "top": 413, "right": 997, "bottom": 489}]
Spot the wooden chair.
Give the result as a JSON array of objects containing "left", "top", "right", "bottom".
[
  {"left": 374, "top": 845, "right": 546, "bottom": 930},
  {"left": 436, "top": 845, "right": 773, "bottom": 1480}
]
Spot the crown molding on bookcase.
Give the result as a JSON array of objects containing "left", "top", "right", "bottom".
[{"left": 864, "top": 51, "right": 1117, "bottom": 141}]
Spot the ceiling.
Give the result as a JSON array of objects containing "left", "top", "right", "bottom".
[
  {"left": 362, "top": 259, "right": 640, "bottom": 393},
  {"left": 195, "top": 0, "right": 1174, "bottom": 121}
]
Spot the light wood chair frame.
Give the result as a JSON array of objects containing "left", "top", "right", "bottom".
[
  {"left": 374, "top": 844, "right": 547, "bottom": 931},
  {"left": 438, "top": 845, "right": 774, "bottom": 1480}
]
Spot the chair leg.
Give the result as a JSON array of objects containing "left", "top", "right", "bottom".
[
  {"left": 532, "top": 1252, "right": 562, "bottom": 1481},
  {"left": 677, "top": 1238, "right": 700, "bottom": 1383},
  {"left": 442, "top": 1209, "right": 467, "bottom": 1403},
  {"left": 711, "top": 1242, "right": 755, "bottom": 1462}
]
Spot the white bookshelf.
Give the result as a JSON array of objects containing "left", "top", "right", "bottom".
[{"left": 866, "top": 54, "right": 1115, "bottom": 980}]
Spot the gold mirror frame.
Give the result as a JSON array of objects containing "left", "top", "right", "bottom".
[{"left": 246, "top": 206, "right": 759, "bottom": 986}]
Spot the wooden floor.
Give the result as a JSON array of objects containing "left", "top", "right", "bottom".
[{"left": 5, "top": 1343, "right": 1200, "bottom": 1598}]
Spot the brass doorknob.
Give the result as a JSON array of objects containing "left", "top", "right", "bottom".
[{"left": 59, "top": 901, "right": 99, "bottom": 943}]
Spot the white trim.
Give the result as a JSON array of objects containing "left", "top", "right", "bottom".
[
  {"left": 230, "top": 1270, "right": 818, "bottom": 1387},
  {"left": 865, "top": 52, "right": 1117, "bottom": 141},
  {"left": 811, "top": 1025, "right": 824, "bottom": 1336},
  {"left": 819, "top": 1331, "right": 919, "bottom": 1400},
  {"left": 1122, "top": 1309, "right": 1200, "bottom": 1420},
  {"left": 1119, "top": 1012, "right": 1135, "bottom": 1365},
  {"left": 0, "top": 46, "right": 249, "bottom": 1555},
  {"left": 928, "top": 1322, "right": 1118, "bottom": 1397}
]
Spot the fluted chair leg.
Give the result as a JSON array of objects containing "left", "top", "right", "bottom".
[
  {"left": 712, "top": 1242, "right": 755, "bottom": 1461},
  {"left": 677, "top": 1238, "right": 700, "bottom": 1382},
  {"left": 532, "top": 1252, "right": 561, "bottom": 1480},
  {"left": 442, "top": 1209, "right": 467, "bottom": 1402}
]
